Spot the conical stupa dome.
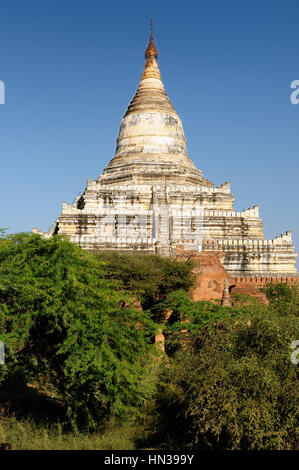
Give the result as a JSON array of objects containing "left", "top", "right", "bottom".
[{"left": 102, "top": 23, "right": 205, "bottom": 185}]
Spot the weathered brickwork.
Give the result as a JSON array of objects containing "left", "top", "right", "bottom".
[
  {"left": 231, "top": 276, "right": 299, "bottom": 303},
  {"left": 176, "top": 249, "right": 298, "bottom": 304},
  {"left": 176, "top": 250, "right": 235, "bottom": 303}
]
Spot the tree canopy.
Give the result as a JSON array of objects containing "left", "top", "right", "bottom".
[
  {"left": 0, "top": 233, "right": 157, "bottom": 427},
  {"left": 97, "top": 251, "right": 195, "bottom": 316},
  {"left": 151, "top": 287, "right": 299, "bottom": 450},
  {"left": 0, "top": 232, "right": 298, "bottom": 449}
]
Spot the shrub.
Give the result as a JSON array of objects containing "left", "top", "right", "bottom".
[
  {"left": 153, "top": 294, "right": 299, "bottom": 450},
  {"left": 0, "top": 233, "right": 157, "bottom": 428}
]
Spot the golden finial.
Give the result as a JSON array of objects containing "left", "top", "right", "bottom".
[{"left": 145, "top": 17, "right": 158, "bottom": 60}]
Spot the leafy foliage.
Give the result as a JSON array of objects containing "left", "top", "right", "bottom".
[
  {"left": 0, "top": 233, "right": 157, "bottom": 428},
  {"left": 151, "top": 288, "right": 299, "bottom": 450},
  {"left": 0, "top": 233, "right": 298, "bottom": 449},
  {"left": 264, "top": 282, "right": 299, "bottom": 316},
  {"left": 96, "top": 251, "right": 196, "bottom": 318}
]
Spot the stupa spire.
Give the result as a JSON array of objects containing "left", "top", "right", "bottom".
[
  {"left": 142, "top": 19, "right": 161, "bottom": 81},
  {"left": 145, "top": 18, "right": 158, "bottom": 59}
]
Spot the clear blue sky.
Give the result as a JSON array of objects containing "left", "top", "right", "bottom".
[{"left": 0, "top": 0, "right": 298, "bottom": 268}]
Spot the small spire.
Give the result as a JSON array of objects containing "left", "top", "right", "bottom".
[
  {"left": 221, "top": 279, "right": 232, "bottom": 306},
  {"left": 145, "top": 18, "right": 158, "bottom": 60}
]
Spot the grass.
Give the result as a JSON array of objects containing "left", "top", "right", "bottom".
[
  {"left": 0, "top": 416, "right": 144, "bottom": 450},
  {"left": 0, "top": 379, "right": 154, "bottom": 450}
]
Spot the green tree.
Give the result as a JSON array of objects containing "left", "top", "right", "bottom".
[
  {"left": 97, "top": 251, "right": 195, "bottom": 315},
  {"left": 97, "top": 252, "right": 196, "bottom": 351},
  {"left": 264, "top": 282, "right": 299, "bottom": 316},
  {"left": 0, "top": 233, "right": 157, "bottom": 428},
  {"left": 152, "top": 291, "right": 299, "bottom": 450}
]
